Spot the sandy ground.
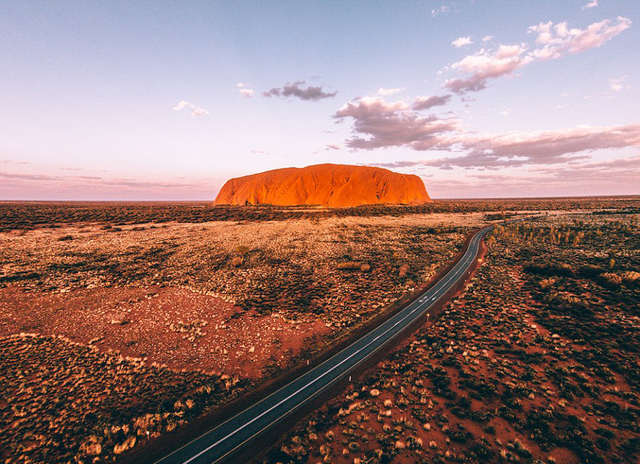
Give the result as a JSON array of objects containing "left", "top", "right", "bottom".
[
  {"left": 0, "top": 285, "right": 330, "bottom": 378},
  {"left": 0, "top": 214, "right": 475, "bottom": 380},
  {"left": 266, "top": 213, "right": 640, "bottom": 464},
  {"left": 0, "top": 210, "right": 478, "bottom": 463}
]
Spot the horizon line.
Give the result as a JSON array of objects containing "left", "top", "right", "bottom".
[{"left": 1, "top": 193, "right": 639, "bottom": 204}]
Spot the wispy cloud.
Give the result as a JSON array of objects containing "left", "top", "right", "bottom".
[
  {"left": 0, "top": 171, "right": 58, "bottom": 181},
  {"left": 335, "top": 90, "right": 640, "bottom": 168},
  {"left": 452, "top": 36, "right": 473, "bottom": 48},
  {"left": 236, "top": 83, "right": 255, "bottom": 98},
  {"left": 427, "top": 124, "right": 640, "bottom": 168},
  {"left": 263, "top": 81, "right": 337, "bottom": 101},
  {"left": 368, "top": 160, "right": 425, "bottom": 169},
  {"left": 444, "top": 44, "right": 530, "bottom": 94},
  {"left": 0, "top": 159, "right": 31, "bottom": 165},
  {"left": 369, "top": 153, "right": 640, "bottom": 198},
  {"left": 378, "top": 87, "right": 405, "bottom": 96},
  {"left": 609, "top": 75, "right": 629, "bottom": 91},
  {"left": 430, "top": 5, "right": 449, "bottom": 18},
  {"left": 333, "top": 96, "right": 460, "bottom": 150},
  {"left": 583, "top": 0, "right": 598, "bottom": 9},
  {"left": 529, "top": 16, "right": 631, "bottom": 60},
  {"left": 173, "top": 100, "right": 210, "bottom": 117},
  {"left": 0, "top": 169, "right": 220, "bottom": 201},
  {"left": 0, "top": 170, "right": 210, "bottom": 189},
  {"left": 412, "top": 95, "right": 452, "bottom": 111},
  {"left": 443, "top": 16, "right": 631, "bottom": 94},
  {"left": 325, "top": 143, "right": 341, "bottom": 150}
]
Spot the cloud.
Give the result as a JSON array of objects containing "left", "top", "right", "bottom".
[
  {"left": 263, "top": 81, "right": 337, "bottom": 101},
  {"left": 100, "top": 178, "right": 207, "bottom": 189},
  {"left": 482, "top": 35, "right": 493, "bottom": 42},
  {"left": 534, "top": 155, "right": 640, "bottom": 180},
  {"left": 524, "top": 155, "right": 640, "bottom": 194},
  {"left": 368, "top": 160, "right": 425, "bottom": 169},
  {"left": 373, "top": 154, "right": 640, "bottom": 198},
  {"left": 452, "top": 36, "right": 473, "bottom": 48},
  {"left": 428, "top": 124, "right": 640, "bottom": 168},
  {"left": 609, "top": 75, "right": 629, "bottom": 91},
  {"left": 334, "top": 97, "right": 640, "bottom": 161},
  {"left": 583, "top": 0, "right": 598, "bottom": 9},
  {"left": 412, "top": 95, "right": 452, "bottom": 111},
  {"left": 0, "top": 159, "right": 30, "bottom": 165},
  {"left": 236, "top": 83, "right": 255, "bottom": 98},
  {"left": 325, "top": 143, "right": 341, "bottom": 150},
  {"left": 431, "top": 5, "right": 449, "bottom": 18},
  {"left": 444, "top": 44, "right": 531, "bottom": 94},
  {"left": 190, "top": 108, "right": 209, "bottom": 117},
  {"left": 173, "top": 101, "right": 190, "bottom": 111},
  {"left": 0, "top": 170, "right": 209, "bottom": 189},
  {"left": 0, "top": 169, "right": 222, "bottom": 201},
  {"left": 173, "top": 100, "right": 210, "bottom": 117},
  {"left": 528, "top": 16, "right": 631, "bottom": 60},
  {"left": 333, "top": 96, "right": 461, "bottom": 150},
  {"left": 378, "top": 87, "right": 405, "bottom": 96},
  {"left": 0, "top": 171, "right": 58, "bottom": 181},
  {"left": 443, "top": 17, "right": 631, "bottom": 94}
]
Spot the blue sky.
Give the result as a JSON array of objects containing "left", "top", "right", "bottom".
[{"left": 1, "top": 0, "right": 639, "bottom": 199}]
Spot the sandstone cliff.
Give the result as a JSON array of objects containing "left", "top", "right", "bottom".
[{"left": 214, "top": 164, "right": 432, "bottom": 207}]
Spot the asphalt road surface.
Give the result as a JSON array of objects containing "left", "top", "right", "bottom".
[{"left": 155, "top": 224, "right": 494, "bottom": 464}]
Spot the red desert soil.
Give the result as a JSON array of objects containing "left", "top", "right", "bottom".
[
  {"left": 0, "top": 285, "right": 330, "bottom": 379},
  {"left": 266, "top": 215, "right": 640, "bottom": 464},
  {"left": 214, "top": 163, "right": 432, "bottom": 207}
]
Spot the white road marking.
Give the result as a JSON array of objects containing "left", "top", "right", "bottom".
[{"left": 158, "top": 226, "right": 494, "bottom": 464}]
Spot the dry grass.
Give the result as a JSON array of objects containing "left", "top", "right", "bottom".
[{"left": 266, "top": 213, "right": 640, "bottom": 464}]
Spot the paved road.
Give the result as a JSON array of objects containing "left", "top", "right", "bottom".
[{"left": 155, "top": 225, "right": 494, "bottom": 464}]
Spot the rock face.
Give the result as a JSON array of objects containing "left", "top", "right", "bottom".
[{"left": 214, "top": 164, "right": 432, "bottom": 207}]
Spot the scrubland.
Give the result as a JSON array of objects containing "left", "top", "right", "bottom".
[
  {"left": 0, "top": 199, "right": 638, "bottom": 463},
  {"left": 0, "top": 196, "right": 637, "bottom": 231},
  {"left": 266, "top": 212, "right": 640, "bottom": 464},
  {"left": 0, "top": 204, "right": 481, "bottom": 463}
]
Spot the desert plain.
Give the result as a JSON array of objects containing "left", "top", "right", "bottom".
[{"left": 1, "top": 198, "right": 639, "bottom": 464}]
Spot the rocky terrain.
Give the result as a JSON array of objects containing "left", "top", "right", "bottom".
[
  {"left": 1, "top": 199, "right": 639, "bottom": 463},
  {"left": 266, "top": 213, "right": 640, "bottom": 464},
  {"left": 0, "top": 209, "right": 479, "bottom": 463},
  {"left": 0, "top": 333, "right": 246, "bottom": 463},
  {"left": 1, "top": 197, "right": 637, "bottom": 232},
  {"left": 214, "top": 164, "right": 432, "bottom": 207}
]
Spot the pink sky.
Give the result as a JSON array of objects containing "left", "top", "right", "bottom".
[{"left": 1, "top": 1, "right": 638, "bottom": 200}]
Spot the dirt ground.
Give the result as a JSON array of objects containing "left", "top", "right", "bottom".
[
  {"left": 1, "top": 200, "right": 638, "bottom": 463},
  {"left": 266, "top": 213, "right": 640, "bottom": 464},
  {"left": 0, "top": 285, "right": 330, "bottom": 379},
  {"left": 0, "top": 214, "right": 478, "bottom": 378},
  {"left": 0, "top": 209, "right": 481, "bottom": 464}
]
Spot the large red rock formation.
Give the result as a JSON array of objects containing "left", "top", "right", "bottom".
[{"left": 214, "top": 164, "right": 432, "bottom": 207}]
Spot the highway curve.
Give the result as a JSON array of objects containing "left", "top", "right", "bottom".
[{"left": 155, "top": 224, "right": 494, "bottom": 464}]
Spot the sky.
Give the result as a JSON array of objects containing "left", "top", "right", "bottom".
[{"left": 1, "top": 0, "right": 639, "bottom": 200}]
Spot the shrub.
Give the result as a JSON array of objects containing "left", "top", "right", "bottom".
[
  {"left": 337, "top": 261, "right": 362, "bottom": 271},
  {"left": 599, "top": 272, "right": 623, "bottom": 287}
]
